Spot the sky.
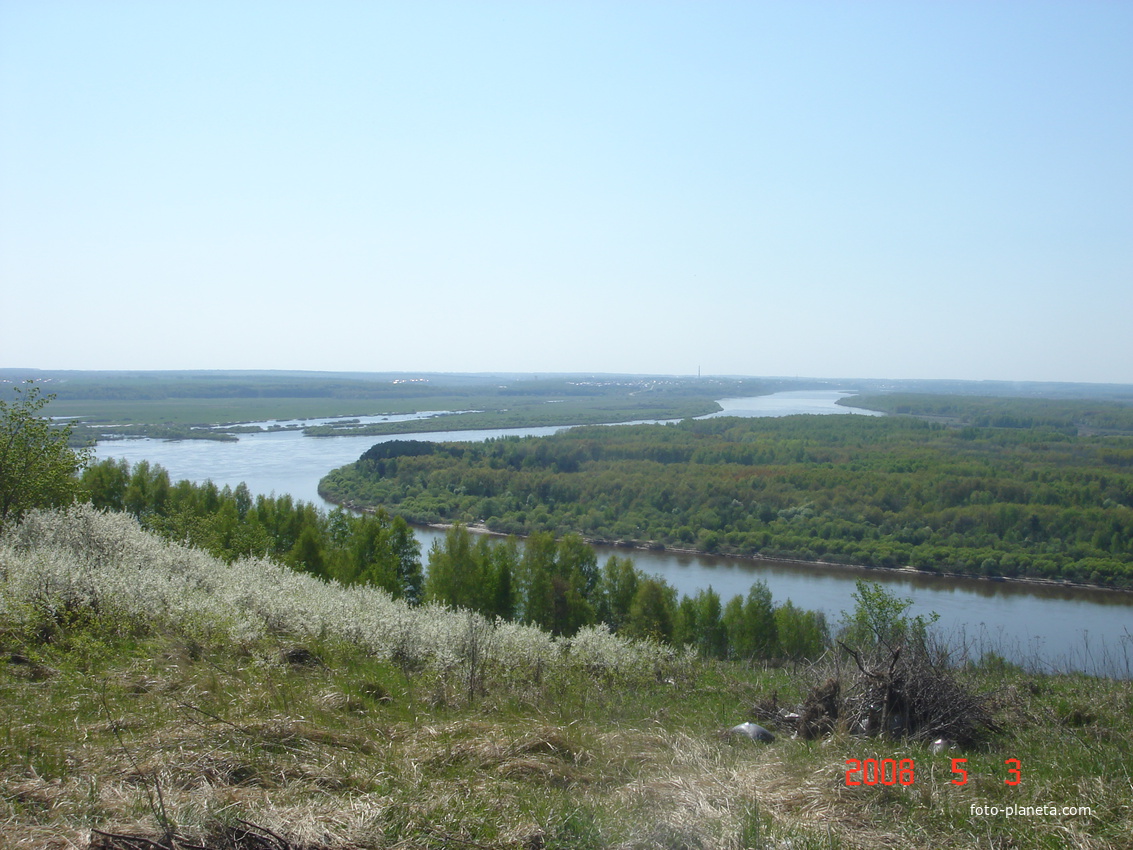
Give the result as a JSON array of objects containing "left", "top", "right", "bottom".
[{"left": 1, "top": 1, "right": 1131, "bottom": 384}]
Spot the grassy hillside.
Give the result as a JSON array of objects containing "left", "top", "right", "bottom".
[{"left": 2, "top": 507, "right": 1130, "bottom": 849}]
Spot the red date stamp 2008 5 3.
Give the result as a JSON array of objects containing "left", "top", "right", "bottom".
[{"left": 844, "top": 758, "right": 1022, "bottom": 787}]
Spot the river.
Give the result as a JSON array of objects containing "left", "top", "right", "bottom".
[{"left": 93, "top": 391, "right": 1133, "bottom": 676}]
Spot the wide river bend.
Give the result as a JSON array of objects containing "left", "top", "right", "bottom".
[{"left": 94, "top": 391, "right": 1133, "bottom": 676}]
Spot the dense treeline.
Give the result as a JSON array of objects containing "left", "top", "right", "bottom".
[
  {"left": 82, "top": 458, "right": 424, "bottom": 600},
  {"left": 846, "top": 393, "right": 1133, "bottom": 433},
  {"left": 80, "top": 458, "right": 830, "bottom": 661},
  {"left": 320, "top": 415, "right": 1133, "bottom": 588},
  {"left": 422, "top": 524, "right": 829, "bottom": 660}
]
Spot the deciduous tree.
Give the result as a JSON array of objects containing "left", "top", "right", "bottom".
[{"left": 0, "top": 381, "right": 90, "bottom": 524}]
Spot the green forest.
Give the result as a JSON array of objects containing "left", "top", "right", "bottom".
[
  {"left": 320, "top": 414, "right": 1133, "bottom": 588},
  {"left": 82, "top": 458, "right": 425, "bottom": 601},
  {"left": 79, "top": 458, "right": 830, "bottom": 662},
  {"left": 846, "top": 392, "right": 1133, "bottom": 433}
]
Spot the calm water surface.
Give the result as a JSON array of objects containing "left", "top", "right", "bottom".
[
  {"left": 94, "top": 391, "right": 1133, "bottom": 676},
  {"left": 700, "top": 390, "right": 885, "bottom": 418}
]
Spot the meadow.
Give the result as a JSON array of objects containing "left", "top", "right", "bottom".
[{"left": 2, "top": 506, "right": 1129, "bottom": 849}]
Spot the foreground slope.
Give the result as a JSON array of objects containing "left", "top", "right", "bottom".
[{"left": 1, "top": 507, "right": 1129, "bottom": 849}]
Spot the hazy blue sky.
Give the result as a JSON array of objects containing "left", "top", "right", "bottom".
[{"left": 2, "top": 1, "right": 1130, "bottom": 383}]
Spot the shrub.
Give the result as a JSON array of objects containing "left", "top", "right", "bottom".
[{"left": 1, "top": 505, "right": 683, "bottom": 690}]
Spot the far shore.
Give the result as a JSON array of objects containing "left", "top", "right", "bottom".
[{"left": 326, "top": 495, "right": 1133, "bottom": 598}]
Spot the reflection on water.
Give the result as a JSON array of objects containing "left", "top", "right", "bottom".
[
  {"left": 698, "top": 390, "right": 885, "bottom": 418},
  {"left": 94, "top": 391, "right": 1133, "bottom": 677},
  {"left": 412, "top": 524, "right": 1133, "bottom": 677}
]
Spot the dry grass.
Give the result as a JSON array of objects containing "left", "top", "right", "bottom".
[
  {"left": 0, "top": 647, "right": 896, "bottom": 850},
  {"left": 4, "top": 650, "right": 1127, "bottom": 850},
  {"left": 2, "top": 511, "right": 1128, "bottom": 849}
]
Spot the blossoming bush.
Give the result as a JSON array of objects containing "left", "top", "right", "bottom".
[{"left": 0, "top": 505, "right": 683, "bottom": 687}]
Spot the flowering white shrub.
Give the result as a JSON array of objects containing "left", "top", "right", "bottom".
[
  {"left": 1, "top": 505, "right": 678, "bottom": 683},
  {"left": 566, "top": 623, "right": 680, "bottom": 678}
]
